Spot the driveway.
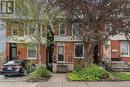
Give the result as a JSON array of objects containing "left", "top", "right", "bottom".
[
  {"left": 0, "top": 75, "right": 27, "bottom": 82},
  {"left": 0, "top": 75, "right": 37, "bottom": 87}
]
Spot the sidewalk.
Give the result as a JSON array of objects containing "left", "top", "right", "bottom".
[{"left": 36, "top": 73, "right": 130, "bottom": 87}]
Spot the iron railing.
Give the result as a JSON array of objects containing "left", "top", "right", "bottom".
[{"left": 103, "top": 54, "right": 113, "bottom": 71}]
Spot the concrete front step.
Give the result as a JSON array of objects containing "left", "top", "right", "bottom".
[
  {"left": 113, "top": 68, "right": 130, "bottom": 72},
  {"left": 111, "top": 61, "right": 130, "bottom": 72}
]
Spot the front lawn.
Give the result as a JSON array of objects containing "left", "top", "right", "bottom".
[{"left": 111, "top": 72, "right": 130, "bottom": 80}]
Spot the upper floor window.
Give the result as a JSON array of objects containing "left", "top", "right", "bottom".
[
  {"left": 12, "top": 23, "right": 25, "bottom": 36},
  {"left": 59, "top": 23, "right": 66, "bottom": 35},
  {"left": 12, "top": 23, "right": 19, "bottom": 36},
  {"left": 0, "top": 1, "right": 14, "bottom": 14},
  {"left": 105, "top": 22, "right": 112, "bottom": 33},
  {"left": 72, "top": 22, "right": 79, "bottom": 36},
  {"left": 74, "top": 43, "right": 84, "bottom": 58},
  {"left": 120, "top": 41, "right": 129, "bottom": 57},
  {"left": 26, "top": 22, "right": 36, "bottom": 35}
]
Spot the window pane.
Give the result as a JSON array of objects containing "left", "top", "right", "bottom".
[
  {"left": 59, "top": 23, "right": 65, "bottom": 35},
  {"left": 72, "top": 22, "right": 79, "bottom": 36},
  {"left": 1, "top": 1, "right": 6, "bottom": 13},
  {"left": 28, "top": 44, "right": 36, "bottom": 58},
  {"left": 58, "top": 46, "right": 64, "bottom": 61},
  {"left": 28, "top": 50, "right": 36, "bottom": 58},
  {"left": 75, "top": 44, "right": 83, "bottom": 57},
  {"left": 105, "top": 22, "right": 112, "bottom": 33},
  {"left": 121, "top": 42, "right": 128, "bottom": 56},
  {"left": 12, "top": 24, "right": 19, "bottom": 35},
  {"left": 28, "top": 23, "right": 35, "bottom": 34}
]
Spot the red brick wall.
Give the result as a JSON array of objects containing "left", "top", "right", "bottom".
[
  {"left": 66, "top": 21, "right": 72, "bottom": 36},
  {"left": 17, "top": 44, "right": 27, "bottom": 60},
  {"left": 111, "top": 40, "right": 120, "bottom": 58},
  {"left": 41, "top": 46, "right": 46, "bottom": 64},
  {"left": 53, "top": 21, "right": 72, "bottom": 36},
  {"left": 53, "top": 44, "right": 57, "bottom": 61},
  {"left": 121, "top": 58, "right": 130, "bottom": 63},
  {"left": 6, "top": 22, "right": 12, "bottom": 36},
  {"left": 6, "top": 43, "right": 46, "bottom": 64},
  {"left": 65, "top": 43, "right": 74, "bottom": 62}
]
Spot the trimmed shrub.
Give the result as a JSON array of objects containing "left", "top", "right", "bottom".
[
  {"left": 27, "top": 66, "right": 51, "bottom": 82},
  {"left": 25, "top": 60, "right": 36, "bottom": 73},
  {"left": 67, "top": 64, "right": 111, "bottom": 81}
]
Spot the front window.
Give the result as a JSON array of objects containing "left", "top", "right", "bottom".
[
  {"left": 59, "top": 23, "right": 66, "bottom": 35},
  {"left": 74, "top": 43, "right": 84, "bottom": 58},
  {"left": 28, "top": 44, "right": 37, "bottom": 59},
  {"left": 120, "top": 41, "right": 129, "bottom": 56}
]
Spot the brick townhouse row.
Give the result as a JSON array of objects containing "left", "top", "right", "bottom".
[
  {"left": 4, "top": 19, "right": 104, "bottom": 72},
  {"left": 3, "top": 18, "right": 130, "bottom": 72}
]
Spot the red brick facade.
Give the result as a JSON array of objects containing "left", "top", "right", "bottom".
[
  {"left": 5, "top": 20, "right": 104, "bottom": 72},
  {"left": 111, "top": 40, "right": 120, "bottom": 59},
  {"left": 111, "top": 40, "right": 130, "bottom": 63}
]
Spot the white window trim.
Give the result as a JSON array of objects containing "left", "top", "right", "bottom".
[
  {"left": 120, "top": 41, "right": 129, "bottom": 57},
  {"left": 74, "top": 43, "right": 84, "bottom": 59},
  {"left": 59, "top": 23, "right": 66, "bottom": 36},
  {"left": 27, "top": 44, "right": 37, "bottom": 59},
  {"left": 57, "top": 43, "right": 65, "bottom": 63}
]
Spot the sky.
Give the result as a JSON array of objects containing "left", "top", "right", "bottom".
[{"left": 0, "top": 20, "right": 6, "bottom": 54}]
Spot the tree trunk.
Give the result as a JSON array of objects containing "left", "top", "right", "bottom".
[
  {"left": 37, "top": 43, "right": 42, "bottom": 66},
  {"left": 84, "top": 42, "right": 94, "bottom": 67}
]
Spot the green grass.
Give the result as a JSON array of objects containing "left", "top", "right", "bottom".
[{"left": 111, "top": 72, "right": 130, "bottom": 80}]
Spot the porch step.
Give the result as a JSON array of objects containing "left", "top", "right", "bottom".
[
  {"left": 57, "top": 64, "right": 67, "bottom": 73},
  {"left": 111, "top": 61, "right": 130, "bottom": 72}
]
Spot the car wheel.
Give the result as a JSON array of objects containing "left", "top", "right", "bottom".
[{"left": 4, "top": 75, "right": 9, "bottom": 77}]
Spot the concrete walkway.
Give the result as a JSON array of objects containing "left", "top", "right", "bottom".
[{"left": 36, "top": 73, "right": 130, "bottom": 87}]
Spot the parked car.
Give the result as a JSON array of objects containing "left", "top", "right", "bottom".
[{"left": 0, "top": 60, "right": 27, "bottom": 76}]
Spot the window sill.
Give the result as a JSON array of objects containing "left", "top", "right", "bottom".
[
  {"left": 74, "top": 57, "right": 84, "bottom": 59},
  {"left": 59, "top": 35, "right": 66, "bottom": 36},
  {"left": 27, "top": 58, "right": 37, "bottom": 60},
  {"left": 120, "top": 55, "right": 130, "bottom": 57},
  {"left": 57, "top": 61, "right": 65, "bottom": 63}
]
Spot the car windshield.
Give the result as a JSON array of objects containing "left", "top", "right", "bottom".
[{"left": 4, "top": 60, "right": 22, "bottom": 65}]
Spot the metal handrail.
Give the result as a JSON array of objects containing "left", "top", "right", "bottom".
[{"left": 103, "top": 54, "right": 112, "bottom": 71}]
